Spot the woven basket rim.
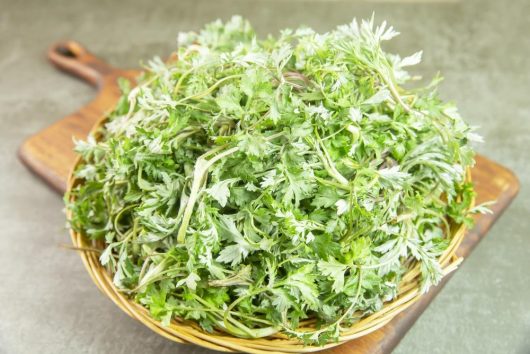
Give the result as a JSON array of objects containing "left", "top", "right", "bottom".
[{"left": 65, "top": 114, "right": 473, "bottom": 354}]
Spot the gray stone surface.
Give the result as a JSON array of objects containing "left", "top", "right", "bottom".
[{"left": 0, "top": 0, "right": 529, "bottom": 353}]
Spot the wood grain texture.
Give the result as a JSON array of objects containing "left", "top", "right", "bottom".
[
  {"left": 18, "top": 41, "right": 520, "bottom": 354},
  {"left": 18, "top": 41, "right": 139, "bottom": 192}
]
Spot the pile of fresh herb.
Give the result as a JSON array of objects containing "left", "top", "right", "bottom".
[{"left": 66, "top": 16, "right": 483, "bottom": 344}]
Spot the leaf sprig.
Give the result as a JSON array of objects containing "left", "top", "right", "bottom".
[{"left": 66, "top": 15, "right": 480, "bottom": 344}]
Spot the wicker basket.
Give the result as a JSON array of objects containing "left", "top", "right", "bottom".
[{"left": 66, "top": 116, "right": 472, "bottom": 354}]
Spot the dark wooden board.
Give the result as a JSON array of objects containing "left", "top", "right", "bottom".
[
  {"left": 18, "top": 41, "right": 139, "bottom": 193},
  {"left": 18, "top": 41, "right": 520, "bottom": 354}
]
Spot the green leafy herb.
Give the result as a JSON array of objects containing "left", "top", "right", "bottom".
[{"left": 66, "top": 15, "right": 483, "bottom": 344}]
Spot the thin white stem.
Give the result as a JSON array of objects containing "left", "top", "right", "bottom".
[{"left": 176, "top": 132, "right": 285, "bottom": 244}]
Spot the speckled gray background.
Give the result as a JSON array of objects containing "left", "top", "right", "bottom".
[{"left": 0, "top": 0, "right": 529, "bottom": 353}]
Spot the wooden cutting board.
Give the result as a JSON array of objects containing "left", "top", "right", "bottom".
[{"left": 18, "top": 41, "right": 520, "bottom": 354}]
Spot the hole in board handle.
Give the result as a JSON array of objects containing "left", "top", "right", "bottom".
[{"left": 56, "top": 45, "right": 77, "bottom": 58}]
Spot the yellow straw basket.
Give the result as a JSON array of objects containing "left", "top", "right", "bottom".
[{"left": 66, "top": 116, "right": 472, "bottom": 354}]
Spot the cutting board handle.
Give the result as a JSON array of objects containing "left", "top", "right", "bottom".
[{"left": 48, "top": 41, "right": 115, "bottom": 89}]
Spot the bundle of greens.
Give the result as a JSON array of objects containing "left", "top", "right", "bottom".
[{"left": 66, "top": 16, "right": 482, "bottom": 344}]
